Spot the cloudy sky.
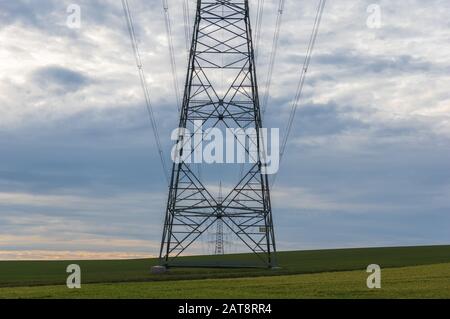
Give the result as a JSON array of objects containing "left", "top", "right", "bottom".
[{"left": 0, "top": 0, "right": 449, "bottom": 260}]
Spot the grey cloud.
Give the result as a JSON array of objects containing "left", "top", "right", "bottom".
[
  {"left": 293, "top": 102, "right": 368, "bottom": 137},
  {"left": 315, "top": 51, "right": 434, "bottom": 74},
  {"left": 0, "top": 0, "right": 57, "bottom": 29},
  {"left": 31, "top": 65, "right": 91, "bottom": 92},
  {"left": 0, "top": 0, "right": 124, "bottom": 35},
  {"left": 0, "top": 110, "right": 166, "bottom": 196}
]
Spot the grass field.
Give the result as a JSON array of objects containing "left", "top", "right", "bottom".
[{"left": 0, "top": 245, "right": 449, "bottom": 298}]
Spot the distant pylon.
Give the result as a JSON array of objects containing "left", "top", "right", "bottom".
[
  {"left": 215, "top": 182, "right": 225, "bottom": 255},
  {"left": 214, "top": 219, "right": 225, "bottom": 255}
]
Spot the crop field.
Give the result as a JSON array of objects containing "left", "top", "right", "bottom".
[{"left": 0, "top": 245, "right": 449, "bottom": 299}]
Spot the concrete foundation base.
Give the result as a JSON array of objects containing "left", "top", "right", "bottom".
[
  {"left": 271, "top": 266, "right": 282, "bottom": 270},
  {"left": 151, "top": 265, "right": 168, "bottom": 274}
]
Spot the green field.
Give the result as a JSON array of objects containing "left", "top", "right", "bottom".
[{"left": 1, "top": 245, "right": 449, "bottom": 298}]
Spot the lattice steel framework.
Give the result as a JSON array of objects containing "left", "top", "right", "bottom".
[
  {"left": 159, "top": 0, "right": 277, "bottom": 268},
  {"left": 214, "top": 219, "right": 225, "bottom": 255}
]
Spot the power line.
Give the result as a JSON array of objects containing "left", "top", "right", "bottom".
[
  {"left": 162, "top": 0, "right": 182, "bottom": 112},
  {"left": 122, "top": 0, "right": 170, "bottom": 184},
  {"left": 261, "top": 0, "right": 285, "bottom": 117},
  {"left": 182, "top": 0, "right": 192, "bottom": 58},
  {"left": 254, "top": 0, "right": 265, "bottom": 62},
  {"left": 272, "top": 0, "right": 327, "bottom": 187}
]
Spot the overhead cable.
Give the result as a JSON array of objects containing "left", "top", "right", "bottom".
[{"left": 122, "top": 0, "right": 170, "bottom": 184}]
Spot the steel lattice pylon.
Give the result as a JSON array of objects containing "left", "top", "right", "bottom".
[{"left": 159, "top": 0, "right": 277, "bottom": 268}]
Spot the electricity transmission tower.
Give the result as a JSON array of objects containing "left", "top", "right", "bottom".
[
  {"left": 214, "top": 182, "right": 224, "bottom": 255},
  {"left": 159, "top": 0, "right": 277, "bottom": 268},
  {"left": 214, "top": 219, "right": 225, "bottom": 255}
]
